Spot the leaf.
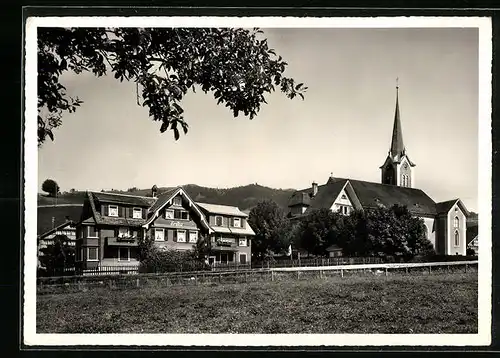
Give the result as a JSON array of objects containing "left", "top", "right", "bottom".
[
  {"left": 160, "top": 122, "right": 169, "bottom": 133},
  {"left": 295, "top": 83, "right": 303, "bottom": 91},
  {"left": 47, "top": 130, "right": 54, "bottom": 141},
  {"left": 173, "top": 127, "right": 180, "bottom": 140}
]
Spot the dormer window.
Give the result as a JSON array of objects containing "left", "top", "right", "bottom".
[
  {"left": 233, "top": 218, "right": 241, "bottom": 228},
  {"left": 132, "top": 207, "right": 142, "bottom": 219},
  {"left": 172, "top": 197, "right": 182, "bottom": 206},
  {"left": 108, "top": 205, "right": 118, "bottom": 217}
]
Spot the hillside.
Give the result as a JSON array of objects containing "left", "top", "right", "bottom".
[{"left": 38, "top": 184, "right": 296, "bottom": 210}]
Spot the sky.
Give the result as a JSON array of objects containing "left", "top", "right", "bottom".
[{"left": 37, "top": 27, "right": 480, "bottom": 211}]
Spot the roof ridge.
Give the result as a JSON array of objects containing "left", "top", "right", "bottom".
[
  {"left": 195, "top": 201, "right": 241, "bottom": 209},
  {"left": 90, "top": 191, "right": 157, "bottom": 200}
]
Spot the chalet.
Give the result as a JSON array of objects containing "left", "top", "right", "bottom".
[
  {"left": 287, "top": 84, "right": 470, "bottom": 256},
  {"left": 75, "top": 186, "right": 254, "bottom": 269},
  {"left": 37, "top": 217, "right": 77, "bottom": 268}
]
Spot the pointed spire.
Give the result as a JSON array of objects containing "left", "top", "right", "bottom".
[{"left": 390, "top": 78, "right": 405, "bottom": 159}]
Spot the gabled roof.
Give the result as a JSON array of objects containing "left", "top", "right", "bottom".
[
  {"left": 196, "top": 202, "right": 248, "bottom": 217},
  {"left": 38, "top": 220, "right": 76, "bottom": 239},
  {"left": 85, "top": 192, "right": 146, "bottom": 227},
  {"left": 466, "top": 225, "right": 478, "bottom": 246},
  {"left": 91, "top": 191, "right": 156, "bottom": 207},
  {"left": 143, "top": 187, "right": 213, "bottom": 233},
  {"left": 291, "top": 176, "right": 438, "bottom": 217},
  {"left": 37, "top": 205, "right": 83, "bottom": 235},
  {"left": 288, "top": 192, "right": 312, "bottom": 207},
  {"left": 342, "top": 178, "right": 437, "bottom": 216},
  {"left": 436, "top": 198, "right": 470, "bottom": 217}
]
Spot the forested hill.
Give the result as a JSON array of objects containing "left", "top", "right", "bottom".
[{"left": 37, "top": 184, "right": 297, "bottom": 211}]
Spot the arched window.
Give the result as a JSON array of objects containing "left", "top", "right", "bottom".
[
  {"left": 454, "top": 231, "right": 460, "bottom": 247},
  {"left": 454, "top": 216, "right": 459, "bottom": 229}
]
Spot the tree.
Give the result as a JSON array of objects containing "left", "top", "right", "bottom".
[
  {"left": 37, "top": 27, "right": 307, "bottom": 145},
  {"left": 41, "top": 178, "right": 60, "bottom": 197},
  {"left": 297, "top": 208, "right": 343, "bottom": 256},
  {"left": 39, "top": 234, "right": 75, "bottom": 276},
  {"left": 248, "top": 199, "right": 286, "bottom": 259}
]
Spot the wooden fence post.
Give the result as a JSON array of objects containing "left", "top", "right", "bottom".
[
  {"left": 341, "top": 269, "right": 344, "bottom": 278},
  {"left": 271, "top": 271, "right": 275, "bottom": 282},
  {"left": 429, "top": 266, "right": 432, "bottom": 275},
  {"left": 136, "top": 278, "right": 140, "bottom": 288},
  {"left": 297, "top": 271, "right": 300, "bottom": 280},
  {"left": 465, "top": 263, "right": 468, "bottom": 273},
  {"left": 385, "top": 267, "right": 388, "bottom": 277}
]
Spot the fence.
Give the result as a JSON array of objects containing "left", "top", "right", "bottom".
[
  {"left": 38, "top": 257, "right": 383, "bottom": 278},
  {"left": 37, "top": 260, "right": 478, "bottom": 295}
]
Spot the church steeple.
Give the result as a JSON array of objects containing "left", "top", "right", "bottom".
[
  {"left": 390, "top": 80, "right": 405, "bottom": 159},
  {"left": 380, "top": 79, "right": 415, "bottom": 188}
]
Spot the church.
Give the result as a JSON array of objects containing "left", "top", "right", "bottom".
[{"left": 287, "top": 84, "right": 470, "bottom": 256}]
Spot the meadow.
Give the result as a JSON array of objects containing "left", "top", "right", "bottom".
[{"left": 36, "top": 272, "right": 477, "bottom": 334}]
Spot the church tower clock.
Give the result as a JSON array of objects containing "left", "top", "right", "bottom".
[{"left": 379, "top": 80, "right": 416, "bottom": 188}]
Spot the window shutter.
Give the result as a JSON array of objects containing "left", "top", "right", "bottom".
[
  {"left": 230, "top": 218, "right": 234, "bottom": 227},
  {"left": 241, "top": 219, "right": 245, "bottom": 229},
  {"left": 114, "top": 228, "right": 118, "bottom": 237},
  {"left": 104, "top": 205, "right": 109, "bottom": 216},
  {"left": 120, "top": 206, "right": 125, "bottom": 217},
  {"left": 128, "top": 208, "right": 133, "bottom": 218},
  {"left": 173, "top": 230, "right": 177, "bottom": 242}
]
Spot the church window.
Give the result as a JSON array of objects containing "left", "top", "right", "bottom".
[
  {"left": 454, "top": 216, "right": 459, "bottom": 229},
  {"left": 454, "top": 231, "right": 460, "bottom": 247}
]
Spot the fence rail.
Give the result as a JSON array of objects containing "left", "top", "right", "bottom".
[{"left": 37, "top": 260, "right": 478, "bottom": 294}]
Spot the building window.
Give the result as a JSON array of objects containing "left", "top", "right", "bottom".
[
  {"left": 215, "top": 216, "right": 223, "bottom": 226},
  {"left": 172, "top": 197, "right": 182, "bottom": 206},
  {"left": 155, "top": 228, "right": 165, "bottom": 241},
  {"left": 238, "top": 238, "right": 247, "bottom": 247},
  {"left": 188, "top": 231, "right": 198, "bottom": 243},
  {"left": 165, "top": 209, "right": 174, "bottom": 219},
  {"left": 118, "top": 227, "right": 129, "bottom": 238},
  {"left": 233, "top": 218, "right": 241, "bottom": 228},
  {"left": 454, "top": 231, "right": 460, "bottom": 247},
  {"left": 174, "top": 209, "right": 189, "bottom": 220},
  {"left": 177, "top": 230, "right": 186, "bottom": 243},
  {"left": 338, "top": 205, "right": 349, "bottom": 215},
  {"left": 132, "top": 207, "right": 142, "bottom": 219},
  {"left": 454, "top": 216, "right": 459, "bottom": 229},
  {"left": 118, "top": 247, "right": 130, "bottom": 262},
  {"left": 341, "top": 194, "right": 347, "bottom": 200},
  {"left": 87, "top": 247, "right": 98, "bottom": 261},
  {"left": 87, "top": 226, "right": 98, "bottom": 238},
  {"left": 108, "top": 205, "right": 118, "bottom": 217},
  {"left": 239, "top": 253, "right": 247, "bottom": 264}
]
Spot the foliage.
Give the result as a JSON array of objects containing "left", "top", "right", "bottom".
[
  {"left": 248, "top": 199, "right": 287, "bottom": 259},
  {"left": 38, "top": 234, "right": 75, "bottom": 276},
  {"left": 41, "top": 178, "right": 60, "bottom": 197},
  {"left": 137, "top": 235, "right": 210, "bottom": 273},
  {"left": 37, "top": 27, "right": 307, "bottom": 145},
  {"left": 297, "top": 208, "right": 343, "bottom": 256},
  {"left": 292, "top": 205, "right": 434, "bottom": 262}
]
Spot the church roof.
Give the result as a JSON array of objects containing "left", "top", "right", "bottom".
[
  {"left": 289, "top": 177, "right": 437, "bottom": 217},
  {"left": 435, "top": 199, "right": 458, "bottom": 214}
]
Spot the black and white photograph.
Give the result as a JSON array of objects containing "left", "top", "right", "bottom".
[{"left": 24, "top": 16, "right": 491, "bottom": 346}]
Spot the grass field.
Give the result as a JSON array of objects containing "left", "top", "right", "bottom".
[{"left": 37, "top": 272, "right": 477, "bottom": 334}]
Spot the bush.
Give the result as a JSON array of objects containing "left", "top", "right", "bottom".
[{"left": 137, "top": 235, "right": 211, "bottom": 273}]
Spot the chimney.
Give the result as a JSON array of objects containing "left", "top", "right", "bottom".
[
  {"left": 65, "top": 216, "right": 70, "bottom": 222},
  {"left": 51, "top": 216, "right": 55, "bottom": 229},
  {"left": 312, "top": 182, "right": 318, "bottom": 197},
  {"left": 151, "top": 185, "right": 158, "bottom": 198}
]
